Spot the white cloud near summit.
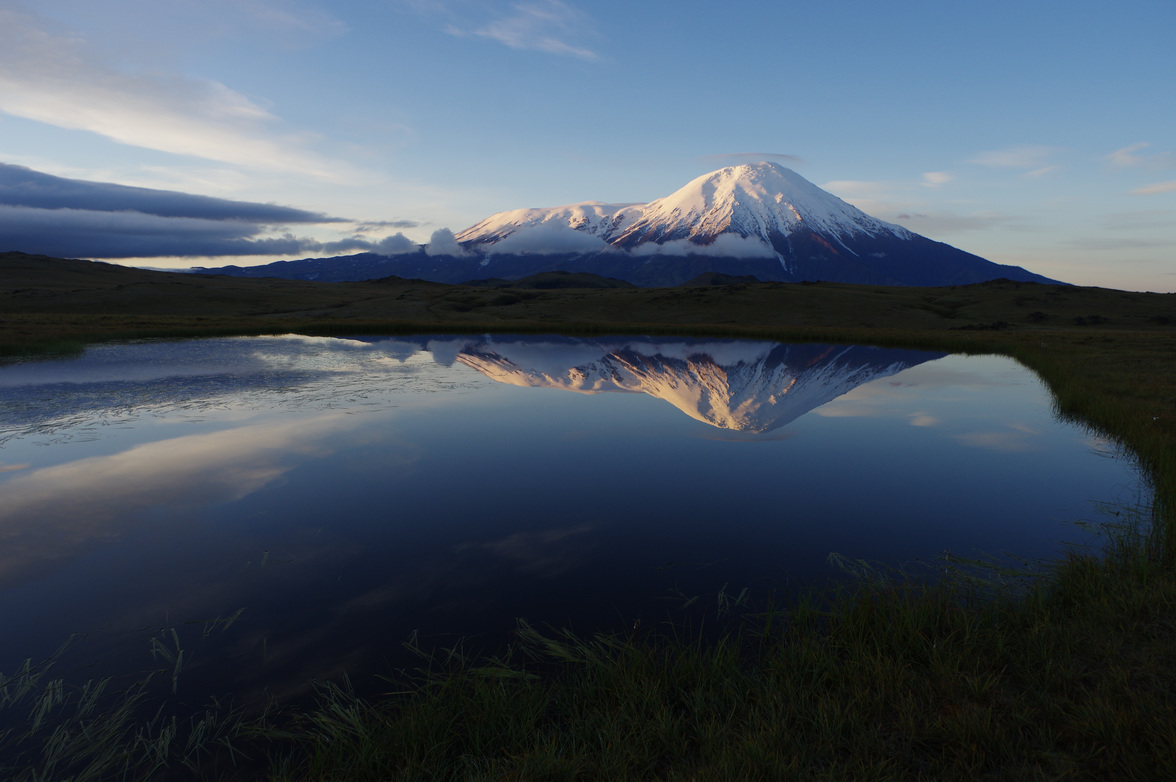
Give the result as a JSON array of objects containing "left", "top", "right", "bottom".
[
  {"left": 629, "top": 234, "right": 774, "bottom": 259},
  {"left": 425, "top": 227, "right": 468, "bottom": 256},
  {"left": 485, "top": 221, "right": 611, "bottom": 255}
]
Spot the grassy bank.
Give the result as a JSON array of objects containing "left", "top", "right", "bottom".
[{"left": 3, "top": 253, "right": 1176, "bottom": 778}]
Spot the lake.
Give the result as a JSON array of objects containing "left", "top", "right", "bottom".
[{"left": 0, "top": 334, "right": 1144, "bottom": 706}]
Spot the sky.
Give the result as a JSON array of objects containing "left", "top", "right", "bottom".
[{"left": 1, "top": 0, "right": 1174, "bottom": 291}]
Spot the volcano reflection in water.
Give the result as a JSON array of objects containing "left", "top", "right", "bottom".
[{"left": 447, "top": 336, "right": 945, "bottom": 433}]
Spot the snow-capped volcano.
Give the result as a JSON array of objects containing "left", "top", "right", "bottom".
[
  {"left": 452, "top": 162, "right": 1057, "bottom": 285},
  {"left": 200, "top": 162, "right": 1060, "bottom": 287}
]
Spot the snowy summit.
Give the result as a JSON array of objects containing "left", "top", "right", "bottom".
[{"left": 458, "top": 162, "right": 912, "bottom": 267}]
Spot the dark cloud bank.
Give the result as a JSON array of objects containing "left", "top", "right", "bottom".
[{"left": 0, "top": 163, "right": 417, "bottom": 259}]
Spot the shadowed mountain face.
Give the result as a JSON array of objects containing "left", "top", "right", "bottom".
[{"left": 443, "top": 336, "right": 945, "bottom": 433}]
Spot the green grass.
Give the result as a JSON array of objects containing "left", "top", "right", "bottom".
[
  {"left": 246, "top": 496, "right": 1172, "bottom": 782},
  {"left": 0, "top": 621, "right": 264, "bottom": 782}
]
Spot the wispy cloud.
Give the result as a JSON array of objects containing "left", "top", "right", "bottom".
[
  {"left": 970, "top": 145, "right": 1060, "bottom": 171},
  {"left": 920, "top": 171, "right": 953, "bottom": 188},
  {"left": 0, "top": 163, "right": 338, "bottom": 223},
  {"left": 1108, "top": 142, "right": 1152, "bottom": 168},
  {"left": 1108, "top": 142, "right": 1176, "bottom": 171},
  {"left": 355, "top": 219, "right": 423, "bottom": 232},
  {"left": 438, "top": 1, "right": 600, "bottom": 60},
  {"left": 0, "top": 6, "right": 352, "bottom": 179},
  {"left": 1132, "top": 181, "right": 1176, "bottom": 196},
  {"left": 233, "top": 0, "right": 349, "bottom": 41}
]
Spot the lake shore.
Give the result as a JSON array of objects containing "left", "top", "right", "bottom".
[{"left": 3, "top": 251, "right": 1176, "bottom": 779}]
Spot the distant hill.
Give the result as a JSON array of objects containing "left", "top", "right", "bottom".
[{"left": 463, "top": 271, "right": 636, "bottom": 289}]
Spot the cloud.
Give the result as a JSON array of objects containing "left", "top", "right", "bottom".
[
  {"left": 0, "top": 204, "right": 322, "bottom": 257},
  {"left": 629, "top": 233, "right": 775, "bottom": 258},
  {"left": 355, "top": 219, "right": 422, "bottom": 232},
  {"left": 0, "top": 163, "right": 338, "bottom": 223},
  {"left": 313, "top": 231, "right": 421, "bottom": 256},
  {"left": 440, "top": 0, "right": 600, "bottom": 60},
  {"left": 0, "top": 204, "right": 424, "bottom": 258},
  {"left": 0, "top": 163, "right": 424, "bottom": 259},
  {"left": 375, "top": 232, "right": 422, "bottom": 254},
  {"left": 1132, "top": 181, "right": 1176, "bottom": 196},
  {"left": 50, "top": 0, "right": 349, "bottom": 50},
  {"left": 424, "top": 227, "right": 468, "bottom": 256},
  {"left": 920, "top": 171, "right": 953, "bottom": 188},
  {"left": 970, "top": 145, "right": 1059, "bottom": 170},
  {"left": 1108, "top": 142, "right": 1176, "bottom": 171},
  {"left": 1108, "top": 142, "right": 1152, "bottom": 168},
  {"left": 230, "top": 0, "right": 349, "bottom": 43},
  {"left": 0, "top": 6, "right": 351, "bottom": 179},
  {"left": 486, "top": 221, "right": 613, "bottom": 255},
  {"left": 1025, "top": 166, "right": 1060, "bottom": 179}
]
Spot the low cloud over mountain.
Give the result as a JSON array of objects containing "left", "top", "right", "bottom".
[{"left": 0, "top": 163, "right": 414, "bottom": 259}]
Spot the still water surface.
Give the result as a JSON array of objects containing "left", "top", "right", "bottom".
[{"left": 0, "top": 335, "right": 1142, "bottom": 703}]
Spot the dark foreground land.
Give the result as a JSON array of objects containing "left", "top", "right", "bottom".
[
  {"left": 3, "top": 252, "right": 1175, "bottom": 352},
  {"left": 3, "top": 251, "right": 1176, "bottom": 780}
]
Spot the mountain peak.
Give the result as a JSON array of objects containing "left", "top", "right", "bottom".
[{"left": 460, "top": 162, "right": 912, "bottom": 262}]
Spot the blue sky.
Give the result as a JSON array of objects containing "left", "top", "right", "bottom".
[{"left": 1, "top": 0, "right": 1174, "bottom": 290}]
